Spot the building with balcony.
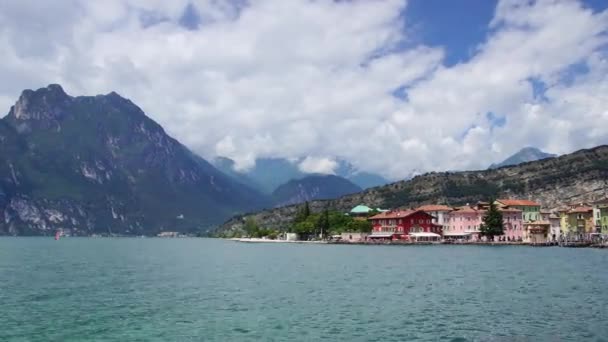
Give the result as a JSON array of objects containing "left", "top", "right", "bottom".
[{"left": 368, "top": 209, "right": 440, "bottom": 240}]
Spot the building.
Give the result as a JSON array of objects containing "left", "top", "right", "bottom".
[
  {"left": 500, "top": 207, "right": 524, "bottom": 241},
  {"left": 558, "top": 207, "right": 570, "bottom": 233},
  {"left": 415, "top": 204, "right": 453, "bottom": 233},
  {"left": 495, "top": 199, "right": 541, "bottom": 222},
  {"left": 349, "top": 204, "right": 387, "bottom": 220},
  {"left": 444, "top": 206, "right": 484, "bottom": 240},
  {"left": 444, "top": 204, "right": 523, "bottom": 241},
  {"left": 548, "top": 213, "right": 561, "bottom": 241},
  {"left": 340, "top": 232, "right": 369, "bottom": 242},
  {"left": 368, "top": 209, "right": 440, "bottom": 240},
  {"left": 592, "top": 199, "right": 608, "bottom": 234},
  {"left": 540, "top": 210, "right": 552, "bottom": 222},
  {"left": 524, "top": 221, "right": 551, "bottom": 243},
  {"left": 565, "top": 205, "right": 595, "bottom": 234}
]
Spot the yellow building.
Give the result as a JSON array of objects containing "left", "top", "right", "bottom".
[{"left": 566, "top": 206, "right": 594, "bottom": 234}]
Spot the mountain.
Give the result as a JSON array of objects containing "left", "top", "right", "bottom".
[
  {"left": 271, "top": 174, "right": 362, "bottom": 207},
  {"left": 213, "top": 157, "right": 389, "bottom": 193},
  {"left": 0, "top": 85, "right": 270, "bottom": 236},
  {"left": 214, "top": 157, "right": 305, "bottom": 194},
  {"left": 219, "top": 145, "right": 608, "bottom": 234},
  {"left": 489, "top": 147, "right": 557, "bottom": 169}
]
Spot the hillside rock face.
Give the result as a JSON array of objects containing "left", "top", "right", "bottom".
[
  {"left": 0, "top": 85, "right": 269, "bottom": 236},
  {"left": 271, "top": 174, "right": 362, "bottom": 207},
  {"left": 219, "top": 145, "right": 608, "bottom": 234}
]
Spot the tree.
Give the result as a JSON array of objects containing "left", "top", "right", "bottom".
[
  {"left": 316, "top": 207, "right": 330, "bottom": 239},
  {"left": 294, "top": 221, "right": 315, "bottom": 236},
  {"left": 243, "top": 217, "right": 259, "bottom": 237},
  {"left": 346, "top": 220, "right": 373, "bottom": 233},
  {"left": 293, "top": 201, "right": 311, "bottom": 224},
  {"left": 480, "top": 200, "right": 504, "bottom": 241}
]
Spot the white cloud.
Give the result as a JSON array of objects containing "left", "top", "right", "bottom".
[
  {"left": 0, "top": 0, "right": 606, "bottom": 180},
  {"left": 298, "top": 156, "right": 338, "bottom": 175}
]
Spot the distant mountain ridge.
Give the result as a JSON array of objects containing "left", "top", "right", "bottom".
[
  {"left": 271, "top": 174, "right": 362, "bottom": 207},
  {"left": 213, "top": 156, "right": 389, "bottom": 193},
  {"left": 489, "top": 147, "right": 556, "bottom": 169},
  {"left": 0, "top": 85, "right": 270, "bottom": 236}
]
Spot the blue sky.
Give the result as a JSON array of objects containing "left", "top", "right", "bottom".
[
  {"left": 0, "top": 0, "right": 607, "bottom": 179},
  {"left": 407, "top": 0, "right": 608, "bottom": 66}
]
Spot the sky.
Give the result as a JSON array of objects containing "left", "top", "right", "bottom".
[{"left": 0, "top": 0, "right": 607, "bottom": 180}]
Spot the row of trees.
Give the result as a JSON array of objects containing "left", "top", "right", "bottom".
[
  {"left": 234, "top": 202, "right": 373, "bottom": 240},
  {"left": 291, "top": 202, "right": 372, "bottom": 239}
]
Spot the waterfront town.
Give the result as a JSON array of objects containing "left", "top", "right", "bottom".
[
  {"left": 224, "top": 198, "right": 608, "bottom": 247},
  {"left": 335, "top": 199, "right": 608, "bottom": 246}
]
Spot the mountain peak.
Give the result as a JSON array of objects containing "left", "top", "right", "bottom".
[
  {"left": 489, "top": 147, "right": 557, "bottom": 169},
  {"left": 9, "top": 84, "right": 72, "bottom": 122}
]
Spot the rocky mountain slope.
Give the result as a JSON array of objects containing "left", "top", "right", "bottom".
[
  {"left": 489, "top": 147, "right": 556, "bottom": 169},
  {"left": 271, "top": 174, "right": 362, "bottom": 207},
  {"left": 0, "top": 85, "right": 270, "bottom": 236},
  {"left": 219, "top": 145, "right": 608, "bottom": 234}
]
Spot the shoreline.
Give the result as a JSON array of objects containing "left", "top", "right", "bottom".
[{"left": 229, "top": 238, "right": 608, "bottom": 248}]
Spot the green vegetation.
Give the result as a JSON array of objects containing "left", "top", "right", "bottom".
[
  {"left": 480, "top": 200, "right": 504, "bottom": 240},
  {"left": 287, "top": 202, "right": 372, "bottom": 239},
  {"left": 242, "top": 217, "right": 280, "bottom": 239},
  {"left": 444, "top": 179, "right": 499, "bottom": 199}
]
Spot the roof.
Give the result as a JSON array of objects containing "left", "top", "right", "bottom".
[
  {"left": 496, "top": 199, "right": 541, "bottom": 207},
  {"left": 568, "top": 206, "right": 593, "bottom": 214},
  {"left": 452, "top": 206, "right": 483, "bottom": 214},
  {"left": 416, "top": 204, "right": 454, "bottom": 212},
  {"left": 499, "top": 208, "right": 522, "bottom": 213},
  {"left": 369, "top": 209, "right": 431, "bottom": 220},
  {"left": 350, "top": 205, "right": 373, "bottom": 214},
  {"left": 540, "top": 209, "right": 552, "bottom": 214}
]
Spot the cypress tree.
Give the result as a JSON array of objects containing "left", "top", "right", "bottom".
[
  {"left": 480, "top": 200, "right": 504, "bottom": 241},
  {"left": 316, "top": 207, "right": 330, "bottom": 239}
]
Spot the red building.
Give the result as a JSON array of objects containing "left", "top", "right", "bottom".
[{"left": 368, "top": 209, "right": 441, "bottom": 240}]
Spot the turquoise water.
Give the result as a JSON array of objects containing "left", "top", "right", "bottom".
[{"left": 1, "top": 238, "right": 607, "bottom": 341}]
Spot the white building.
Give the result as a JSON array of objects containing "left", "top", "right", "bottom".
[{"left": 415, "top": 205, "right": 454, "bottom": 232}]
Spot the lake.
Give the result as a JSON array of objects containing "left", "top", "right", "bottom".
[{"left": 1, "top": 238, "right": 607, "bottom": 341}]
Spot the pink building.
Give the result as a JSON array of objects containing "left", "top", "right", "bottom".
[
  {"left": 444, "top": 206, "right": 484, "bottom": 240},
  {"left": 444, "top": 205, "right": 523, "bottom": 241},
  {"left": 501, "top": 208, "right": 523, "bottom": 241}
]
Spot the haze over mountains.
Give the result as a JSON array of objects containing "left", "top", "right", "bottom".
[{"left": 213, "top": 156, "right": 389, "bottom": 194}]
